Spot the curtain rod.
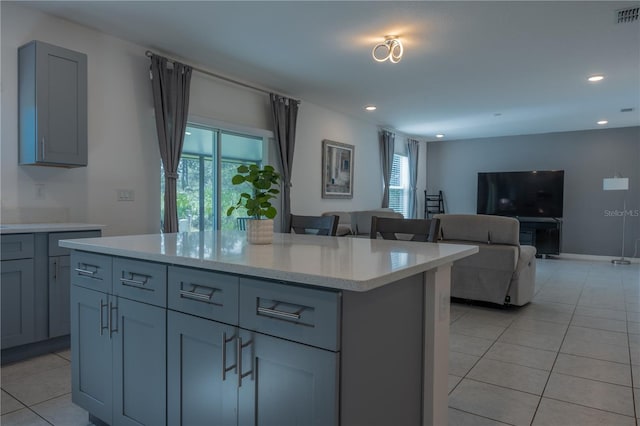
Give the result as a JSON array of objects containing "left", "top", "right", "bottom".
[{"left": 145, "top": 50, "right": 299, "bottom": 103}]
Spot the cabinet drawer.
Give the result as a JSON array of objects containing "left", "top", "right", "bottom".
[
  {"left": 168, "top": 266, "right": 238, "bottom": 325},
  {"left": 1, "top": 234, "right": 34, "bottom": 260},
  {"left": 239, "top": 279, "right": 341, "bottom": 351},
  {"left": 113, "top": 258, "right": 167, "bottom": 307},
  {"left": 71, "top": 251, "right": 112, "bottom": 293},
  {"left": 49, "top": 230, "right": 101, "bottom": 256}
]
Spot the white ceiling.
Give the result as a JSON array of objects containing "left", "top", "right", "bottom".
[{"left": 19, "top": 1, "right": 640, "bottom": 140}]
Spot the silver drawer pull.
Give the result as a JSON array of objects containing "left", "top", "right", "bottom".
[
  {"left": 75, "top": 267, "right": 97, "bottom": 276},
  {"left": 257, "top": 306, "right": 301, "bottom": 320},
  {"left": 179, "top": 288, "right": 214, "bottom": 301},
  {"left": 120, "top": 277, "right": 153, "bottom": 291}
]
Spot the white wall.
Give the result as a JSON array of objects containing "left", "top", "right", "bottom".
[
  {"left": 1, "top": 3, "right": 399, "bottom": 235},
  {"left": 1, "top": 3, "right": 157, "bottom": 236}
]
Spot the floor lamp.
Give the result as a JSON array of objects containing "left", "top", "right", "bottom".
[{"left": 603, "top": 176, "right": 630, "bottom": 265}]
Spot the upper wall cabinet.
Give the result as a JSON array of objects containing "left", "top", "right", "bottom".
[{"left": 19, "top": 41, "right": 88, "bottom": 167}]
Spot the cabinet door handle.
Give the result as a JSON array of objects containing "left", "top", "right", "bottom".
[
  {"left": 109, "top": 301, "right": 118, "bottom": 338},
  {"left": 179, "top": 286, "right": 216, "bottom": 302},
  {"left": 120, "top": 277, "right": 153, "bottom": 291},
  {"left": 237, "top": 336, "right": 253, "bottom": 388},
  {"left": 41, "top": 137, "right": 46, "bottom": 160},
  {"left": 99, "top": 299, "right": 108, "bottom": 336},
  {"left": 75, "top": 266, "right": 98, "bottom": 277},
  {"left": 53, "top": 259, "right": 58, "bottom": 280},
  {"left": 221, "top": 332, "right": 237, "bottom": 381},
  {"left": 257, "top": 306, "right": 301, "bottom": 320}
]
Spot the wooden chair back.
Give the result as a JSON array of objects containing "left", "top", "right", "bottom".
[
  {"left": 370, "top": 216, "right": 441, "bottom": 242},
  {"left": 290, "top": 214, "right": 339, "bottom": 236}
]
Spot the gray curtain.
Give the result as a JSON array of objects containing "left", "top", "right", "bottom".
[
  {"left": 270, "top": 94, "right": 300, "bottom": 232},
  {"left": 407, "top": 139, "right": 420, "bottom": 218},
  {"left": 150, "top": 55, "right": 192, "bottom": 233},
  {"left": 379, "top": 130, "right": 395, "bottom": 208}
]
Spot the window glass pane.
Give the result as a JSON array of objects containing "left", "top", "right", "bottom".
[
  {"left": 389, "top": 154, "right": 409, "bottom": 217},
  {"left": 220, "top": 132, "right": 263, "bottom": 231},
  {"left": 162, "top": 125, "right": 267, "bottom": 232}
]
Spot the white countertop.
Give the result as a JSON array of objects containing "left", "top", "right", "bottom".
[
  {"left": 0, "top": 223, "right": 105, "bottom": 234},
  {"left": 60, "top": 231, "right": 478, "bottom": 292}
]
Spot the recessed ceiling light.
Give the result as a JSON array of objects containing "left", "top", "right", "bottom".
[
  {"left": 435, "top": 134, "right": 445, "bottom": 138},
  {"left": 364, "top": 105, "right": 377, "bottom": 111},
  {"left": 588, "top": 75, "right": 605, "bottom": 82},
  {"left": 597, "top": 120, "right": 608, "bottom": 125}
]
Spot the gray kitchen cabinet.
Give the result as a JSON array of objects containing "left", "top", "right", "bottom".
[
  {"left": 167, "top": 310, "right": 237, "bottom": 426},
  {"left": 70, "top": 285, "right": 113, "bottom": 425},
  {"left": 49, "top": 231, "right": 101, "bottom": 338},
  {"left": 18, "top": 40, "right": 87, "bottom": 167},
  {"left": 237, "top": 330, "right": 338, "bottom": 426},
  {"left": 1, "top": 234, "right": 36, "bottom": 350},
  {"left": 71, "top": 252, "right": 166, "bottom": 426},
  {"left": 112, "top": 297, "right": 166, "bottom": 426},
  {"left": 1, "top": 259, "right": 36, "bottom": 349},
  {"left": 168, "top": 311, "right": 338, "bottom": 426},
  {"left": 49, "top": 255, "right": 71, "bottom": 338},
  {"left": 167, "top": 269, "right": 338, "bottom": 426}
]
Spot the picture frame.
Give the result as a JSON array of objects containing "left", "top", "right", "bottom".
[{"left": 321, "top": 139, "right": 354, "bottom": 199}]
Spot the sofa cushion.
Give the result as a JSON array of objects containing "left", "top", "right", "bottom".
[
  {"left": 435, "top": 214, "right": 519, "bottom": 245},
  {"left": 351, "top": 209, "right": 403, "bottom": 235},
  {"left": 441, "top": 241, "right": 518, "bottom": 272}
]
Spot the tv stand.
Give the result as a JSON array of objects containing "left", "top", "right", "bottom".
[{"left": 517, "top": 217, "right": 562, "bottom": 257}]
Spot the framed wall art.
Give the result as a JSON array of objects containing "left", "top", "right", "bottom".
[{"left": 321, "top": 139, "right": 354, "bottom": 199}]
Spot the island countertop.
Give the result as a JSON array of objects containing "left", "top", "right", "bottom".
[
  {"left": 0, "top": 223, "right": 104, "bottom": 234},
  {"left": 60, "top": 231, "right": 478, "bottom": 292}
]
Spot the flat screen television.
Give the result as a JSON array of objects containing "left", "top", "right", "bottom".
[{"left": 477, "top": 170, "right": 564, "bottom": 218}]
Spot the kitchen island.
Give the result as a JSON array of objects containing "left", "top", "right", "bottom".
[{"left": 61, "top": 231, "right": 477, "bottom": 426}]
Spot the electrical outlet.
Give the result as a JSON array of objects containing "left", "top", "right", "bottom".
[
  {"left": 117, "top": 189, "right": 135, "bottom": 201},
  {"left": 35, "top": 183, "right": 45, "bottom": 199}
]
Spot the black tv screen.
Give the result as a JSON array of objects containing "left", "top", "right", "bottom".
[{"left": 477, "top": 171, "right": 564, "bottom": 218}]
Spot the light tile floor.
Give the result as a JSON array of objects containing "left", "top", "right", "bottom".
[
  {"left": 1, "top": 258, "right": 638, "bottom": 425},
  {"left": 449, "top": 258, "right": 640, "bottom": 426}
]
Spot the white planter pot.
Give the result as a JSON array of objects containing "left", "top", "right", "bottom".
[{"left": 246, "top": 219, "right": 274, "bottom": 245}]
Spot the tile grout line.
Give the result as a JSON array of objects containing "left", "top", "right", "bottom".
[{"left": 528, "top": 261, "right": 588, "bottom": 425}]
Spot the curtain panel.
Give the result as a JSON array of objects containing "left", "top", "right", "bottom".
[
  {"left": 150, "top": 55, "right": 193, "bottom": 233},
  {"left": 407, "top": 139, "right": 420, "bottom": 219},
  {"left": 270, "top": 94, "right": 300, "bottom": 232},
  {"left": 379, "top": 130, "right": 395, "bottom": 208}
]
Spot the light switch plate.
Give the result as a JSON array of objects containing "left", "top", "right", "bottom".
[{"left": 117, "top": 189, "right": 135, "bottom": 201}]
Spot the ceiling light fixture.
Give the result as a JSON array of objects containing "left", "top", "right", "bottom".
[
  {"left": 588, "top": 75, "right": 604, "bottom": 82},
  {"left": 372, "top": 36, "right": 403, "bottom": 63},
  {"left": 364, "top": 105, "right": 377, "bottom": 111},
  {"left": 597, "top": 120, "right": 608, "bottom": 125},
  {"left": 435, "top": 134, "right": 445, "bottom": 138}
]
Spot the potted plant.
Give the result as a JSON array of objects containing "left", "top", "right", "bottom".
[{"left": 226, "top": 164, "right": 280, "bottom": 244}]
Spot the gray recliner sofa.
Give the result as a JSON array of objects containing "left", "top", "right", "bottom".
[{"left": 434, "top": 214, "right": 537, "bottom": 306}]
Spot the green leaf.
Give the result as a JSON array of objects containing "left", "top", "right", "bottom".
[
  {"left": 237, "top": 165, "right": 249, "bottom": 173},
  {"left": 264, "top": 207, "right": 277, "bottom": 219},
  {"left": 231, "top": 175, "right": 245, "bottom": 185},
  {"left": 226, "top": 206, "right": 235, "bottom": 216}
]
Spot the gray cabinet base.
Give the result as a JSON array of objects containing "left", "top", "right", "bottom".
[
  {"left": 1, "top": 335, "right": 69, "bottom": 365},
  {"left": 88, "top": 414, "right": 109, "bottom": 426}
]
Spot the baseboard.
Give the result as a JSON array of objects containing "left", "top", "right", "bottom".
[
  {"left": 557, "top": 252, "right": 640, "bottom": 264},
  {"left": 1, "top": 335, "right": 70, "bottom": 365}
]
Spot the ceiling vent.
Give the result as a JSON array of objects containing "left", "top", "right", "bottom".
[
  {"left": 620, "top": 107, "right": 634, "bottom": 112},
  {"left": 617, "top": 7, "right": 639, "bottom": 23}
]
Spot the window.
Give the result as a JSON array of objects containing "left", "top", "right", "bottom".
[
  {"left": 389, "top": 154, "right": 409, "bottom": 217},
  {"left": 161, "top": 124, "right": 265, "bottom": 232}
]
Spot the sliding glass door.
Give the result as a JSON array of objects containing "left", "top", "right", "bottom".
[{"left": 161, "top": 124, "right": 265, "bottom": 232}]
